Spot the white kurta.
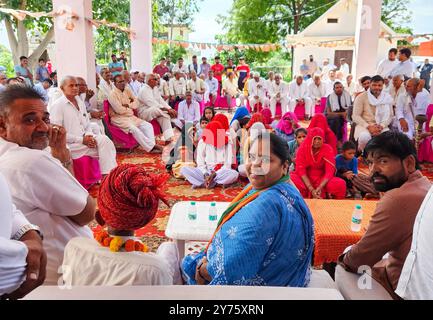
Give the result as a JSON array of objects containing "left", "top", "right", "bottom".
[
  {"left": 390, "top": 60, "right": 415, "bottom": 79},
  {"left": 0, "top": 139, "right": 92, "bottom": 285},
  {"left": 172, "top": 64, "right": 189, "bottom": 75},
  {"left": 137, "top": 84, "right": 174, "bottom": 141},
  {"left": 288, "top": 81, "right": 313, "bottom": 116},
  {"left": 50, "top": 95, "right": 117, "bottom": 174},
  {"left": 176, "top": 100, "right": 201, "bottom": 127},
  {"left": 308, "top": 82, "right": 327, "bottom": 102},
  {"left": 0, "top": 173, "right": 28, "bottom": 295},
  {"left": 269, "top": 81, "right": 289, "bottom": 115},
  {"left": 376, "top": 59, "right": 399, "bottom": 79},
  {"left": 168, "top": 78, "right": 187, "bottom": 97},
  {"left": 187, "top": 78, "right": 206, "bottom": 102},
  {"left": 396, "top": 186, "right": 433, "bottom": 300},
  {"left": 248, "top": 78, "right": 269, "bottom": 107}
]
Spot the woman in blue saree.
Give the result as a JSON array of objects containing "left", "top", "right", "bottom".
[{"left": 181, "top": 132, "right": 314, "bottom": 286}]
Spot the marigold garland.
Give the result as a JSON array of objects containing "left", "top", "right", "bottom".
[{"left": 94, "top": 230, "right": 149, "bottom": 253}]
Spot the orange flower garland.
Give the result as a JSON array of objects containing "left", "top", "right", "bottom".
[{"left": 94, "top": 230, "right": 149, "bottom": 253}]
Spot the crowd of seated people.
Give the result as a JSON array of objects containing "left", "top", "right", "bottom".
[{"left": 1, "top": 47, "right": 433, "bottom": 300}]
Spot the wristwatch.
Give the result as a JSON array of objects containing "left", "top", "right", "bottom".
[{"left": 12, "top": 224, "right": 44, "bottom": 241}]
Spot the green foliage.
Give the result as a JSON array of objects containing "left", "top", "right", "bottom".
[
  {"left": 152, "top": 43, "right": 187, "bottom": 66},
  {"left": 0, "top": 45, "right": 15, "bottom": 77},
  {"left": 157, "top": 0, "right": 201, "bottom": 29},
  {"left": 381, "top": 0, "right": 413, "bottom": 32}
]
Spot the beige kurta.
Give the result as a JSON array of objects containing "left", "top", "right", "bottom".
[
  {"left": 352, "top": 92, "right": 392, "bottom": 140},
  {"left": 108, "top": 87, "right": 145, "bottom": 133}
]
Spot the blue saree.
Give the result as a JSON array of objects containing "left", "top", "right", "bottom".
[{"left": 181, "top": 181, "right": 314, "bottom": 286}]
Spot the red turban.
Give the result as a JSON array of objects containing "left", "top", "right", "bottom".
[
  {"left": 97, "top": 164, "right": 169, "bottom": 230},
  {"left": 212, "top": 113, "right": 230, "bottom": 131},
  {"left": 202, "top": 121, "right": 229, "bottom": 149}
]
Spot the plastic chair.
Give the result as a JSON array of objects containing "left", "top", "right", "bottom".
[
  {"left": 103, "top": 100, "right": 138, "bottom": 150},
  {"left": 73, "top": 156, "right": 102, "bottom": 190}
]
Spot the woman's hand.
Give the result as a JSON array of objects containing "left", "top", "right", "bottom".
[{"left": 195, "top": 257, "right": 212, "bottom": 285}]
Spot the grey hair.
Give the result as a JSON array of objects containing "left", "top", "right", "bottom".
[
  {"left": 60, "top": 76, "right": 77, "bottom": 89},
  {"left": 393, "top": 74, "right": 405, "bottom": 81},
  {"left": 145, "top": 73, "right": 157, "bottom": 83},
  {"left": 274, "top": 73, "right": 283, "bottom": 79}
]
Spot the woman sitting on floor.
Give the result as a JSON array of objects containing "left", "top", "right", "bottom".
[
  {"left": 230, "top": 106, "right": 251, "bottom": 134},
  {"left": 275, "top": 112, "right": 299, "bottom": 143},
  {"left": 308, "top": 113, "right": 338, "bottom": 155},
  {"left": 181, "top": 121, "right": 239, "bottom": 189},
  {"left": 213, "top": 113, "right": 236, "bottom": 143},
  {"left": 166, "top": 123, "right": 198, "bottom": 179},
  {"left": 182, "top": 132, "right": 314, "bottom": 286},
  {"left": 62, "top": 164, "right": 182, "bottom": 286},
  {"left": 291, "top": 127, "right": 346, "bottom": 199}
]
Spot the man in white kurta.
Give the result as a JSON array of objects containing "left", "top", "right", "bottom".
[
  {"left": 248, "top": 73, "right": 269, "bottom": 110},
  {"left": 0, "top": 85, "right": 96, "bottom": 285},
  {"left": 205, "top": 71, "right": 219, "bottom": 106},
  {"left": 396, "top": 78, "right": 432, "bottom": 140},
  {"left": 308, "top": 75, "right": 327, "bottom": 113},
  {"left": 108, "top": 75, "right": 162, "bottom": 153},
  {"left": 138, "top": 74, "right": 176, "bottom": 142},
  {"left": 376, "top": 48, "right": 399, "bottom": 79},
  {"left": 50, "top": 77, "right": 117, "bottom": 175},
  {"left": 338, "top": 59, "right": 350, "bottom": 79},
  {"left": 174, "top": 91, "right": 201, "bottom": 129},
  {"left": 168, "top": 72, "right": 187, "bottom": 108},
  {"left": 288, "top": 76, "right": 313, "bottom": 118},
  {"left": 187, "top": 71, "right": 206, "bottom": 103},
  {"left": 390, "top": 48, "right": 415, "bottom": 79},
  {"left": 157, "top": 74, "right": 170, "bottom": 102},
  {"left": 269, "top": 74, "right": 289, "bottom": 116}
]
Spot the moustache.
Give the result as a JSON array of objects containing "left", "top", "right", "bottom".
[
  {"left": 371, "top": 173, "right": 388, "bottom": 183},
  {"left": 32, "top": 132, "right": 49, "bottom": 139}
]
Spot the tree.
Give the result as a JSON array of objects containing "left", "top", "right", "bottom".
[
  {"left": 0, "top": 0, "right": 54, "bottom": 70},
  {"left": 381, "top": 0, "right": 412, "bottom": 33},
  {"left": 157, "top": 0, "right": 201, "bottom": 53},
  {"left": 0, "top": 45, "right": 15, "bottom": 77},
  {"left": 152, "top": 43, "right": 187, "bottom": 66}
]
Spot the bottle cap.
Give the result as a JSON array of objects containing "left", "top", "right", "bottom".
[
  {"left": 356, "top": 205, "right": 362, "bottom": 210},
  {"left": 191, "top": 201, "right": 196, "bottom": 205},
  {"left": 211, "top": 202, "right": 216, "bottom": 206}
]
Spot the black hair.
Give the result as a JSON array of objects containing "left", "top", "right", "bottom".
[
  {"left": 50, "top": 71, "right": 57, "bottom": 78},
  {"left": 38, "top": 58, "right": 46, "bottom": 63},
  {"left": 200, "top": 116, "right": 209, "bottom": 124},
  {"left": 371, "top": 75, "right": 384, "bottom": 83},
  {"left": 295, "top": 127, "right": 308, "bottom": 137},
  {"left": 113, "top": 74, "right": 123, "bottom": 83},
  {"left": 192, "top": 55, "right": 197, "bottom": 59},
  {"left": 42, "top": 78, "right": 53, "bottom": 86},
  {"left": 215, "top": 56, "right": 220, "bottom": 60},
  {"left": 363, "top": 131, "right": 420, "bottom": 170},
  {"left": 0, "top": 85, "right": 44, "bottom": 115},
  {"left": 19, "top": 56, "right": 27, "bottom": 61},
  {"left": 360, "top": 76, "right": 372, "bottom": 84},
  {"left": 399, "top": 48, "right": 412, "bottom": 58},
  {"left": 203, "top": 106, "right": 215, "bottom": 119},
  {"left": 389, "top": 48, "right": 398, "bottom": 55},
  {"left": 111, "top": 54, "right": 117, "bottom": 57},
  {"left": 6, "top": 77, "right": 22, "bottom": 85},
  {"left": 250, "top": 132, "right": 291, "bottom": 165},
  {"left": 342, "top": 141, "right": 356, "bottom": 151}
]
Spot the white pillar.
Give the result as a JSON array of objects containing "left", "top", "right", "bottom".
[
  {"left": 52, "top": 0, "right": 96, "bottom": 91},
  {"left": 130, "top": 0, "right": 153, "bottom": 73},
  {"left": 353, "top": 0, "right": 383, "bottom": 79}
]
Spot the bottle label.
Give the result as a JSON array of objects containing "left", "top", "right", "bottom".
[
  {"left": 352, "top": 217, "right": 361, "bottom": 224},
  {"left": 209, "top": 215, "right": 217, "bottom": 221},
  {"left": 188, "top": 213, "right": 197, "bottom": 220}
]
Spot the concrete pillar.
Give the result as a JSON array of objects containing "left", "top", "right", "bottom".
[
  {"left": 52, "top": 0, "right": 96, "bottom": 92},
  {"left": 130, "top": 0, "right": 153, "bottom": 73},
  {"left": 353, "top": 0, "right": 383, "bottom": 79}
]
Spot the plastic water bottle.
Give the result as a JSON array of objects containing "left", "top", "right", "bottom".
[
  {"left": 188, "top": 201, "right": 197, "bottom": 220},
  {"left": 209, "top": 202, "right": 218, "bottom": 221},
  {"left": 351, "top": 204, "right": 363, "bottom": 232}
]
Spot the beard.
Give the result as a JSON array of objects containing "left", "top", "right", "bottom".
[
  {"left": 370, "top": 172, "right": 406, "bottom": 192},
  {"left": 29, "top": 132, "right": 49, "bottom": 150}
]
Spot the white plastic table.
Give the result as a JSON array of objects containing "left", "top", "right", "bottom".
[{"left": 165, "top": 201, "right": 230, "bottom": 258}]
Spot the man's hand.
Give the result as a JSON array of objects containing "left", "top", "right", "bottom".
[
  {"left": 5, "top": 231, "right": 47, "bottom": 300},
  {"left": 399, "top": 119, "right": 409, "bottom": 133},
  {"left": 83, "top": 135, "right": 97, "bottom": 148},
  {"left": 85, "top": 89, "right": 94, "bottom": 101},
  {"left": 129, "top": 97, "right": 134, "bottom": 103},
  {"left": 344, "top": 171, "right": 355, "bottom": 180},
  {"left": 122, "top": 103, "right": 130, "bottom": 108},
  {"left": 90, "top": 111, "right": 104, "bottom": 120},
  {"left": 49, "top": 125, "right": 70, "bottom": 163}
]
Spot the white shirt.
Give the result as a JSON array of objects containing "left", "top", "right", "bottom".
[
  {"left": 321, "top": 65, "right": 333, "bottom": 81},
  {"left": 325, "top": 79, "right": 338, "bottom": 96},
  {"left": 396, "top": 89, "right": 431, "bottom": 122},
  {"left": 265, "top": 79, "right": 275, "bottom": 95},
  {"left": 308, "top": 82, "right": 327, "bottom": 100},
  {"left": 196, "top": 140, "right": 235, "bottom": 175},
  {"left": 345, "top": 81, "right": 356, "bottom": 97},
  {"left": 288, "top": 81, "right": 309, "bottom": 100},
  {"left": 138, "top": 84, "right": 170, "bottom": 111},
  {"left": 248, "top": 78, "right": 267, "bottom": 98},
  {"left": 169, "top": 77, "right": 187, "bottom": 97},
  {"left": 376, "top": 58, "right": 399, "bottom": 78},
  {"left": 187, "top": 78, "right": 206, "bottom": 94},
  {"left": 0, "top": 139, "right": 91, "bottom": 285},
  {"left": 158, "top": 78, "right": 170, "bottom": 97},
  {"left": 269, "top": 81, "right": 288, "bottom": 99},
  {"left": 389, "top": 84, "right": 406, "bottom": 105},
  {"left": 177, "top": 100, "right": 201, "bottom": 124},
  {"left": 99, "top": 79, "right": 114, "bottom": 99},
  {"left": 390, "top": 60, "right": 415, "bottom": 79},
  {"left": 172, "top": 64, "right": 189, "bottom": 75},
  {"left": 0, "top": 173, "right": 28, "bottom": 295},
  {"left": 222, "top": 78, "right": 239, "bottom": 97},
  {"left": 339, "top": 63, "right": 350, "bottom": 78},
  {"left": 205, "top": 77, "right": 219, "bottom": 95},
  {"left": 396, "top": 186, "right": 433, "bottom": 300}
]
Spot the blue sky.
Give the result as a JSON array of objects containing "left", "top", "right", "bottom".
[{"left": 0, "top": 0, "right": 431, "bottom": 50}]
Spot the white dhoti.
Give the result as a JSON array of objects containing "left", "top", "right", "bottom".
[
  {"left": 249, "top": 96, "right": 269, "bottom": 109},
  {"left": 289, "top": 97, "right": 313, "bottom": 116},
  {"left": 129, "top": 122, "right": 156, "bottom": 152},
  {"left": 397, "top": 119, "right": 415, "bottom": 140},
  {"left": 180, "top": 167, "right": 239, "bottom": 188},
  {"left": 270, "top": 96, "right": 289, "bottom": 117},
  {"left": 90, "top": 119, "right": 105, "bottom": 135},
  {"left": 355, "top": 126, "right": 390, "bottom": 151},
  {"left": 69, "top": 135, "right": 117, "bottom": 175},
  {"left": 138, "top": 107, "right": 175, "bottom": 141}
]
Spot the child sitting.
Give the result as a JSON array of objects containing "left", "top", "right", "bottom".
[
  {"left": 336, "top": 141, "right": 378, "bottom": 199},
  {"left": 288, "top": 128, "right": 307, "bottom": 172}
]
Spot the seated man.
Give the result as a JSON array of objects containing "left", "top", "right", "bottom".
[
  {"left": 396, "top": 78, "right": 430, "bottom": 140},
  {"left": 289, "top": 75, "right": 313, "bottom": 120},
  {"left": 76, "top": 76, "right": 104, "bottom": 135},
  {"left": 157, "top": 74, "right": 170, "bottom": 102},
  {"left": 337, "top": 132, "right": 431, "bottom": 299},
  {"left": 108, "top": 74, "right": 163, "bottom": 154},
  {"left": 0, "top": 85, "right": 96, "bottom": 284},
  {"left": 396, "top": 185, "right": 433, "bottom": 300},
  {"left": 62, "top": 164, "right": 181, "bottom": 286},
  {"left": 308, "top": 74, "right": 327, "bottom": 112},
  {"left": 50, "top": 76, "right": 117, "bottom": 176},
  {"left": 269, "top": 74, "right": 289, "bottom": 117},
  {"left": 33, "top": 78, "right": 53, "bottom": 104},
  {"left": 352, "top": 75, "right": 393, "bottom": 151},
  {"left": 174, "top": 91, "right": 201, "bottom": 130},
  {"left": 137, "top": 74, "right": 176, "bottom": 144},
  {"left": 248, "top": 72, "right": 269, "bottom": 111},
  {"left": 205, "top": 70, "right": 218, "bottom": 106},
  {"left": 0, "top": 173, "right": 46, "bottom": 299},
  {"left": 168, "top": 71, "right": 186, "bottom": 108},
  {"left": 187, "top": 70, "right": 206, "bottom": 103}
]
